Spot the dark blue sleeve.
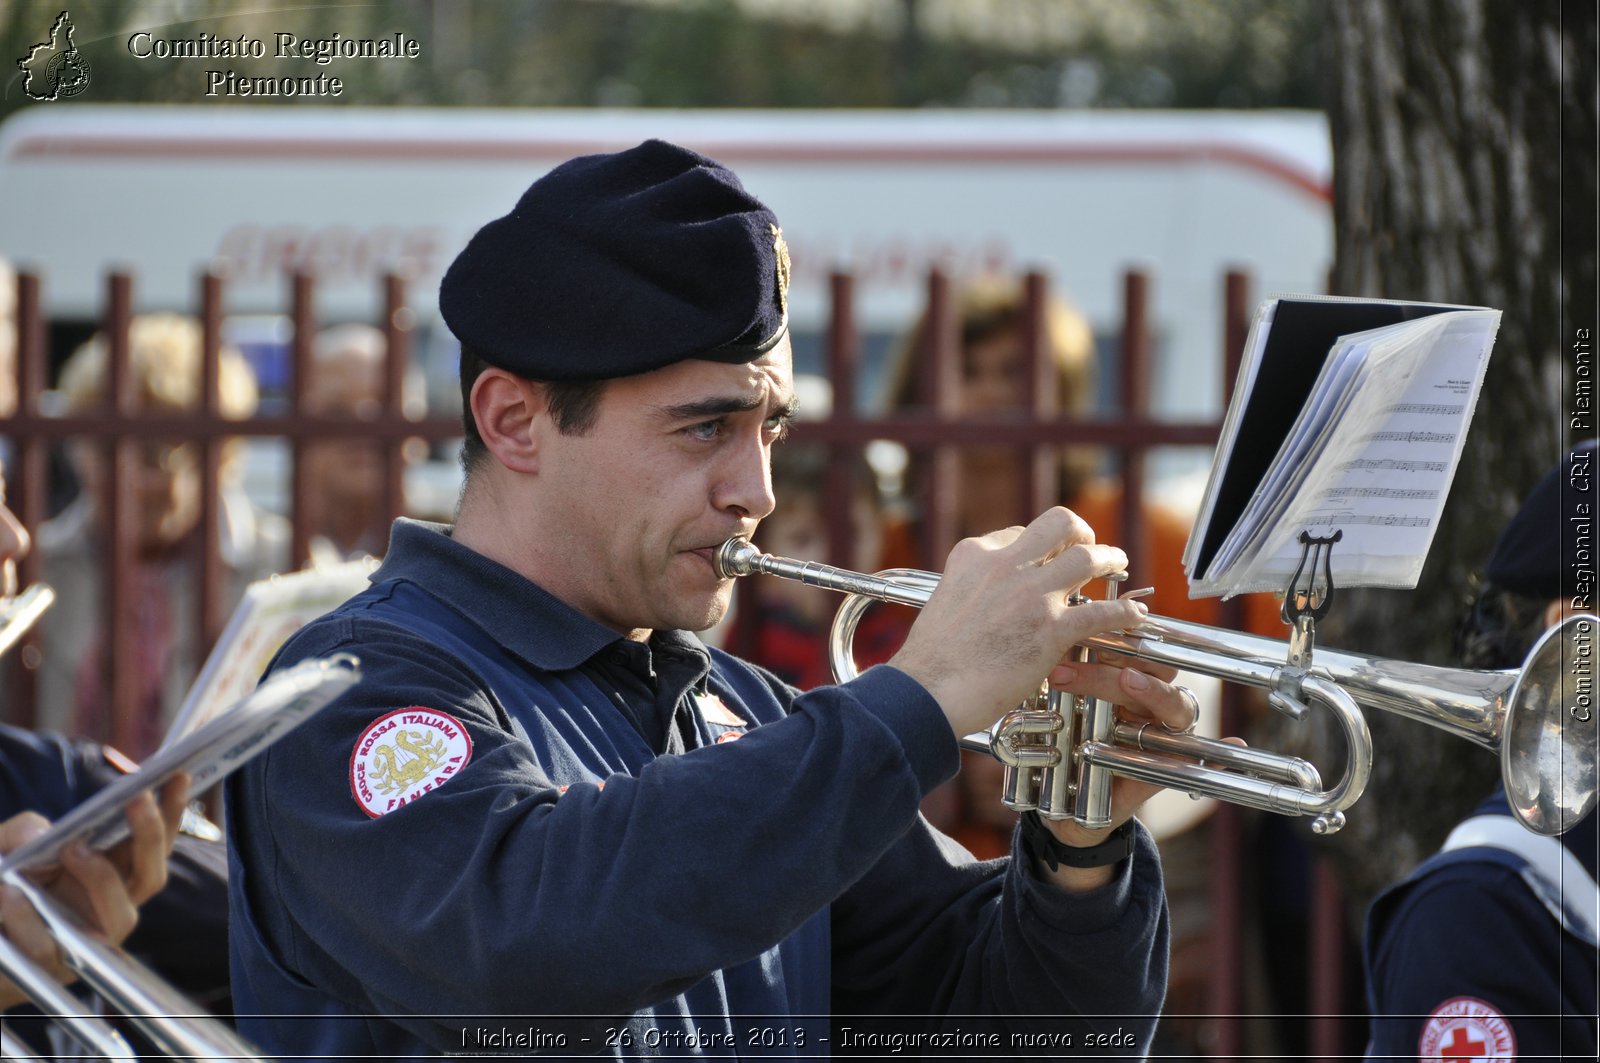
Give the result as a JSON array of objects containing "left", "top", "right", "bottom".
[
  {"left": 830, "top": 817, "right": 1167, "bottom": 1057},
  {"left": 230, "top": 616, "right": 960, "bottom": 1050},
  {"left": 0, "top": 723, "right": 102, "bottom": 819},
  {"left": 739, "top": 653, "right": 1170, "bottom": 1052},
  {"left": 0, "top": 724, "right": 231, "bottom": 1013},
  {"left": 1364, "top": 864, "right": 1593, "bottom": 1061}
]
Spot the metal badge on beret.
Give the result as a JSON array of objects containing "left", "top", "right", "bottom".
[{"left": 771, "top": 223, "right": 791, "bottom": 318}]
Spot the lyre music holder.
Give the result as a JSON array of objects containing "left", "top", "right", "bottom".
[{"left": 1280, "top": 529, "right": 1342, "bottom": 672}]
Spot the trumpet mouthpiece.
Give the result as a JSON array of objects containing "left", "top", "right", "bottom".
[{"left": 714, "top": 538, "right": 763, "bottom": 579}]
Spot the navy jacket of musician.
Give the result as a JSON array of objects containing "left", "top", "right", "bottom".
[
  {"left": 1363, "top": 791, "right": 1599, "bottom": 1061},
  {"left": 225, "top": 519, "right": 1170, "bottom": 1059}
]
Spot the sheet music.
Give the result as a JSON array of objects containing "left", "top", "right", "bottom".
[
  {"left": 1182, "top": 300, "right": 1277, "bottom": 575},
  {"left": 1206, "top": 337, "right": 1369, "bottom": 576},
  {"left": 1189, "top": 304, "right": 1500, "bottom": 597},
  {"left": 162, "top": 558, "right": 377, "bottom": 747},
  {"left": 0, "top": 654, "right": 360, "bottom": 876}
]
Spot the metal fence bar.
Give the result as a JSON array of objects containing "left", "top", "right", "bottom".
[
  {"left": 1209, "top": 267, "right": 1255, "bottom": 1062},
  {"left": 198, "top": 272, "right": 225, "bottom": 651},
  {"left": 924, "top": 268, "right": 961, "bottom": 565},
  {"left": 1021, "top": 270, "right": 1056, "bottom": 519},
  {"left": 103, "top": 272, "right": 139, "bottom": 756},
  {"left": 823, "top": 270, "right": 859, "bottom": 571},
  {"left": 4, "top": 412, "right": 464, "bottom": 444},
  {"left": 289, "top": 272, "right": 316, "bottom": 571},
  {"left": 1310, "top": 860, "right": 1349, "bottom": 1060},
  {"left": 0, "top": 271, "right": 466, "bottom": 733},
  {"left": 780, "top": 417, "right": 1220, "bottom": 449},
  {"left": 380, "top": 274, "right": 411, "bottom": 534},
  {"left": 10, "top": 270, "right": 47, "bottom": 729},
  {"left": 1119, "top": 270, "right": 1151, "bottom": 566}
]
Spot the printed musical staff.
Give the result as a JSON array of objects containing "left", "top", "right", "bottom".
[
  {"left": 1362, "top": 430, "right": 1456, "bottom": 445},
  {"left": 1328, "top": 514, "right": 1432, "bottom": 528},
  {"left": 1339, "top": 458, "right": 1449, "bottom": 474},
  {"left": 1325, "top": 487, "right": 1441, "bottom": 501},
  {"left": 1386, "top": 402, "right": 1464, "bottom": 416}
]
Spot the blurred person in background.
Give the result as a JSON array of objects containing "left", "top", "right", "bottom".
[
  {"left": 0, "top": 456, "right": 224, "bottom": 1047},
  {"left": 882, "top": 276, "right": 1291, "bottom": 1055},
  {"left": 0, "top": 258, "right": 82, "bottom": 518},
  {"left": 10, "top": 314, "right": 288, "bottom": 757},
  {"left": 724, "top": 375, "right": 904, "bottom": 690},
  {"left": 0, "top": 257, "right": 15, "bottom": 423},
  {"left": 729, "top": 444, "right": 912, "bottom": 670},
  {"left": 1363, "top": 440, "right": 1597, "bottom": 1062},
  {"left": 303, "top": 323, "right": 427, "bottom": 566},
  {"left": 879, "top": 278, "right": 1267, "bottom": 837},
  {"left": 881, "top": 276, "right": 1269, "bottom": 626}
]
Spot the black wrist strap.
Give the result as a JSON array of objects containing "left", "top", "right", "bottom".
[{"left": 1020, "top": 812, "right": 1135, "bottom": 870}]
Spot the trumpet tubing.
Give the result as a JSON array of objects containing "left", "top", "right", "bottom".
[
  {"left": 0, "top": 875, "right": 271, "bottom": 1062},
  {"left": 0, "top": 584, "right": 54, "bottom": 658},
  {"left": 717, "top": 538, "right": 1597, "bottom": 837},
  {"left": 0, "top": 578, "right": 285, "bottom": 1060}
]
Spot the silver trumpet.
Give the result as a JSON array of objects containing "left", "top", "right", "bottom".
[
  {"left": 0, "top": 583, "right": 54, "bottom": 659},
  {"left": 0, "top": 874, "right": 271, "bottom": 1061},
  {"left": 716, "top": 538, "right": 1597, "bottom": 838},
  {"left": 0, "top": 582, "right": 300, "bottom": 1059},
  {"left": 0, "top": 595, "right": 277, "bottom": 1062}
]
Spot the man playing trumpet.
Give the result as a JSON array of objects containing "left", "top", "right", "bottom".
[{"left": 228, "top": 140, "right": 1210, "bottom": 1058}]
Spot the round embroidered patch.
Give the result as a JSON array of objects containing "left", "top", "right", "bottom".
[
  {"left": 349, "top": 708, "right": 474, "bottom": 819},
  {"left": 1418, "top": 996, "right": 1516, "bottom": 1061}
]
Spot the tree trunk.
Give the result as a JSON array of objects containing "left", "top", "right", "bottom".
[{"left": 1294, "top": 0, "right": 1597, "bottom": 909}]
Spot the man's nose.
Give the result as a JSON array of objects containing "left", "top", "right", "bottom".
[{"left": 715, "top": 437, "right": 776, "bottom": 523}]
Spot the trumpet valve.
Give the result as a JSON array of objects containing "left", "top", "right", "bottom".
[
  {"left": 992, "top": 706, "right": 1065, "bottom": 769},
  {"left": 1311, "top": 811, "right": 1347, "bottom": 835},
  {"left": 1003, "top": 765, "right": 1043, "bottom": 812},
  {"left": 1268, "top": 687, "right": 1312, "bottom": 721}
]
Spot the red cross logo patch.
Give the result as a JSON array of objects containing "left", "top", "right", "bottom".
[
  {"left": 349, "top": 707, "right": 473, "bottom": 818},
  {"left": 1418, "top": 997, "right": 1516, "bottom": 1061}
]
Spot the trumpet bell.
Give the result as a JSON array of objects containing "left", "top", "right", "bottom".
[{"left": 1504, "top": 615, "right": 1597, "bottom": 835}]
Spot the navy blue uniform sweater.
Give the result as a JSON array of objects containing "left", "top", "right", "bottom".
[
  {"left": 1364, "top": 791, "right": 1598, "bottom": 1061},
  {"left": 226, "top": 520, "right": 1169, "bottom": 1059}
]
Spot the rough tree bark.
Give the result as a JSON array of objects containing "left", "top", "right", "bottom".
[{"left": 1285, "top": 0, "right": 1598, "bottom": 910}]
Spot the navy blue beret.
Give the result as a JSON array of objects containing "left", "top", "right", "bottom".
[
  {"left": 440, "top": 139, "right": 791, "bottom": 381},
  {"left": 1484, "top": 439, "right": 1597, "bottom": 600}
]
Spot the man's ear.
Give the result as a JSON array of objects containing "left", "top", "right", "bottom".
[{"left": 469, "top": 369, "right": 546, "bottom": 474}]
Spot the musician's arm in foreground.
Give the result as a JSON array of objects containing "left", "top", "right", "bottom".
[
  {"left": 0, "top": 780, "right": 186, "bottom": 1010},
  {"left": 230, "top": 618, "right": 1167, "bottom": 1042}
]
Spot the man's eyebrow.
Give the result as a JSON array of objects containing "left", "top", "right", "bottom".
[{"left": 659, "top": 392, "right": 799, "bottom": 420}]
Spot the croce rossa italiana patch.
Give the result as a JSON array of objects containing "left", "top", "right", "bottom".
[{"left": 350, "top": 707, "right": 473, "bottom": 818}]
